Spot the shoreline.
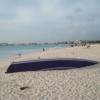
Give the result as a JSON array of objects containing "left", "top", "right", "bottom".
[
  {"left": 13, "top": 44, "right": 100, "bottom": 62},
  {"left": 0, "top": 44, "right": 100, "bottom": 68},
  {"left": 0, "top": 44, "right": 67, "bottom": 61}
]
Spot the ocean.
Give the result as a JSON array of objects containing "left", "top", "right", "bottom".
[{"left": 0, "top": 44, "right": 67, "bottom": 60}]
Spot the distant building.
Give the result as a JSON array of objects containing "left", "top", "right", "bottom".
[
  {"left": 74, "top": 40, "right": 82, "bottom": 46},
  {"left": 0, "top": 43, "right": 9, "bottom": 46}
]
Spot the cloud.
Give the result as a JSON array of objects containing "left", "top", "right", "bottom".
[{"left": 0, "top": 0, "right": 100, "bottom": 42}]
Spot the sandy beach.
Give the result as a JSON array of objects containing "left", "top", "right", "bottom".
[
  {"left": 13, "top": 44, "right": 100, "bottom": 62},
  {"left": 0, "top": 44, "right": 100, "bottom": 100}
]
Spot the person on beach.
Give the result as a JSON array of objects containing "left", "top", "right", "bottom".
[
  {"left": 43, "top": 48, "right": 45, "bottom": 52},
  {"left": 18, "top": 53, "right": 22, "bottom": 56}
]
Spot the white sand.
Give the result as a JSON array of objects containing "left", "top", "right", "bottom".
[{"left": 0, "top": 44, "right": 100, "bottom": 100}]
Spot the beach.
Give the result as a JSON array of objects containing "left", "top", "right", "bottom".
[
  {"left": 12, "top": 44, "right": 100, "bottom": 62},
  {"left": 0, "top": 44, "right": 100, "bottom": 100}
]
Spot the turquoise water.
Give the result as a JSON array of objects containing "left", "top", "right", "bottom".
[{"left": 0, "top": 44, "right": 67, "bottom": 60}]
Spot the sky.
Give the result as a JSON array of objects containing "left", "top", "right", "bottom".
[{"left": 0, "top": 0, "right": 100, "bottom": 43}]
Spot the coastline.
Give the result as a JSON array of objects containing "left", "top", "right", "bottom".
[
  {"left": 0, "top": 44, "right": 100, "bottom": 68},
  {"left": 12, "top": 44, "right": 100, "bottom": 62},
  {"left": 0, "top": 44, "right": 100, "bottom": 99}
]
